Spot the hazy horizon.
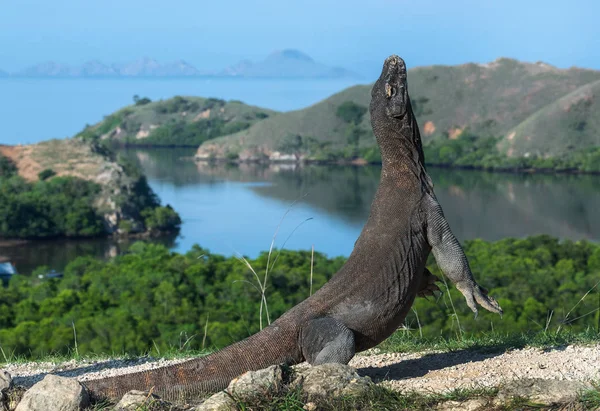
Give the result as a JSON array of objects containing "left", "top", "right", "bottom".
[{"left": 2, "top": 0, "right": 599, "bottom": 78}]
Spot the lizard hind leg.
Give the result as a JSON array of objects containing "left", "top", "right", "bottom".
[{"left": 300, "top": 317, "right": 355, "bottom": 365}]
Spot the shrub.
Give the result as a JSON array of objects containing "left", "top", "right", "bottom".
[
  {"left": 336, "top": 101, "right": 367, "bottom": 125},
  {"left": 142, "top": 205, "right": 181, "bottom": 232},
  {"left": 38, "top": 169, "right": 56, "bottom": 181},
  {"left": 133, "top": 95, "right": 152, "bottom": 106},
  {"left": 0, "top": 155, "right": 16, "bottom": 177}
]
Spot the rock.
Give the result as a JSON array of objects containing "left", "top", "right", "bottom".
[
  {"left": 227, "top": 365, "right": 284, "bottom": 398},
  {"left": 437, "top": 398, "right": 488, "bottom": 411},
  {"left": 294, "top": 363, "right": 373, "bottom": 401},
  {"left": 0, "top": 370, "right": 12, "bottom": 392},
  {"left": 497, "top": 378, "right": 591, "bottom": 405},
  {"left": 303, "top": 402, "right": 317, "bottom": 411},
  {"left": 113, "top": 390, "right": 162, "bottom": 410},
  {"left": 196, "top": 391, "right": 236, "bottom": 411},
  {"left": 15, "top": 374, "right": 89, "bottom": 411}
]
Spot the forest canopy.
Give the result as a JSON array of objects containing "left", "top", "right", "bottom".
[{"left": 0, "top": 235, "right": 599, "bottom": 359}]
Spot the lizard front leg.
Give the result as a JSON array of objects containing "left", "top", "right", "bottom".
[{"left": 424, "top": 194, "right": 503, "bottom": 316}]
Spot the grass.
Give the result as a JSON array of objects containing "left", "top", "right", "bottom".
[
  {"left": 376, "top": 328, "right": 600, "bottom": 355},
  {"left": 579, "top": 384, "right": 600, "bottom": 409},
  {"left": 0, "top": 345, "right": 214, "bottom": 367},
  {"left": 233, "top": 385, "right": 505, "bottom": 411},
  {"left": 5, "top": 329, "right": 598, "bottom": 367}
]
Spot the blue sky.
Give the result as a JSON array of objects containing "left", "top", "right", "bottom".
[{"left": 1, "top": 0, "right": 599, "bottom": 77}]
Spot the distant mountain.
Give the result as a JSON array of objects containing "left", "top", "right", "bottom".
[
  {"left": 14, "top": 57, "right": 204, "bottom": 78},
  {"left": 16, "top": 61, "right": 78, "bottom": 77},
  {"left": 0, "top": 69, "right": 8, "bottom": 77},
  {"left": 11, "top": 50, "right": 359, "bottom": 79},
  {"left": 112, "top": 57, "right": 202, "bottom": 77},
  {"left": 221, "top": 49, "right": 360, "bottom": 78},
  {"left": 80, "top": 60, "right": 117, "bottom": 76}
]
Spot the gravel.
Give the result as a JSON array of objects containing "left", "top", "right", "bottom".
[
  {"left": 4, "top": 344, "right": 600, "bottom": 394},
  {"left": 351, "top": 344, "right": 600, "bottom": 393}
]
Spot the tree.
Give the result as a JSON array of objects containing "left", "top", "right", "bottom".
[{"left": 336, "top": 101, "right": 367, "bottom": 125}]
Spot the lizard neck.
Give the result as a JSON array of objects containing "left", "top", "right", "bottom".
[{"left": 372, "top": 103, "right": 431, "bottom": 192}]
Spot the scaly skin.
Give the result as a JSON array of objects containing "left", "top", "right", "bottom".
[{"left": 84, "top": 55, "right": 502, "bottom": 403}]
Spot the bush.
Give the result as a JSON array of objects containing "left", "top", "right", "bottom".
[
  {"left": 336, "top": 101, "right": 367, "bottom": 125},
  {"left": 38, "top": 169, "right": 56, "bottom": 181},
  {"left": 0, "top": 176, "right": 105, "bottom": 238},
  {"left": 118, "top": 220, "right": 134, "bottom": 234},
  {"left": 0, "top": 155, "right": 16, "bottom": 177},
  {"left": 133, "top": 95, "right": 152, "bottom": 106},
  {"left": 141, "top": 119, "right": 252, "bottom": 147},
  {"left": 142, "top": 205, "right": 181, "bottom": 232}
]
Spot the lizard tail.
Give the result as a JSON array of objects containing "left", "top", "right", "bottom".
[{"left": 83, "top": 322, "right": 301, "bottom": 403}]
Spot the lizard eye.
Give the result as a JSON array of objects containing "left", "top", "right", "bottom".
[{"left": 385, "top": 83, "right": 396, "bottom": 98}]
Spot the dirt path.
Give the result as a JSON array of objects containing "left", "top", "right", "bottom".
[{"left": 4, "top": 344, "right": 600, "bottom": 393}]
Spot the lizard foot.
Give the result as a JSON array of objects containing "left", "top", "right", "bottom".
[
  {"left": 456, "top": 281, "right": 503, "bottom": 318},
  {"left": 417, "top": 271, "right": 441, "bottom": 298}
]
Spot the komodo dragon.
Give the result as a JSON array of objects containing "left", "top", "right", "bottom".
[{"left": 84, "top": 55, "right": 503, "bottom": 402}]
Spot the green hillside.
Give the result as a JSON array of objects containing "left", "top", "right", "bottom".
[
  {"left": 195, "top": 85, "right": 375, "bottom": 161},
  {"left": 499, "top": 79, "right": 600, "bottom": 157},
  {"left": 195, "top": 58, "right": 600, "bottom": 169},
  {"left": 77, "top": 96, "right": 277, "bottom": 147}
]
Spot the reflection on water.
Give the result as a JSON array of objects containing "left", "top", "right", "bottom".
[
  {"left": 0, "top": 235, "right": 178, "bottom": 276},
  {"left": 3, "top": 147, "right": 600, "bottom": 274}
]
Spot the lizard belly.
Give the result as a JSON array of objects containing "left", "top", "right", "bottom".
[{"left": 328, "top": 234, "right": 430, "bottom": 351}]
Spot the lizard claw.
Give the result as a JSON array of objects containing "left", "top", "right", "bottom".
[
  {"left": 417, "top": 274, "right": 442, "bottom": 298},
  {"left": 456, "top": 282, "right": 503, "bottom": 317}
]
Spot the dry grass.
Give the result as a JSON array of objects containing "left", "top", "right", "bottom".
[{"left": 0, "top": 139, "right": 117, "bottom": 183}]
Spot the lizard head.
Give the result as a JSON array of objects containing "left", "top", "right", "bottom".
[{"left": 371, "top": 55, "right": 409, "bottom": 119}]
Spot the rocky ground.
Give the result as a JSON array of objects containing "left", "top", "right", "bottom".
[
  {"left": 3, "top": 344, "right": 600, "bottom": 409},
  {"left": 6, "top": 344, "right": 600, "bottom": 393}
]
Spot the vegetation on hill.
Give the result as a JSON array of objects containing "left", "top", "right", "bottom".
[
  {"left": 0, "top": 235, "right": 599, "bottom": 359},
  {"left": 0, "top": 174, "right": 105, "bottom": 238},
  {"left": 0, "top": 140, "right": 180, "bottom": 240},
  {"left": 195, "top": 59, "right": 600, "bottom": 171},
  {"left": 77, "top": 95, "right": 276, "bottom": 147},
  {"left": 423, "top": 130, "right": 600, "bottom": 173}
]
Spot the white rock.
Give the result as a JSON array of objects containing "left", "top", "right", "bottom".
[
  {"left": 0, "top": 369, "right": 12, "bottom": 392},
  {"left": 196, "top": 391, "right": 236, "bottom": 411},
  {"left": 15, "top": 374, "right": 89, "bottom": 411},
  {"left": 227, "top": 365, "right": 284, "bottom": 398},
  {"left": 113, "top": 390, "right": 161, "bottom": 410}
]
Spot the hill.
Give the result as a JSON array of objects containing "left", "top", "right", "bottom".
[
  {"left": 195, "top": 84, "right": 373, "bottom": 161},
  {"left": 195, "top": 58, "right": 600, "bottom": 170},
  {"left": 499, "top": 79, "right": 600, "bottom": 157},
  {"left": 0, "top": 139, "right": 180, "bottom": 239},
  {"left": 221, "top": 49, "right": 360, "bottom": 78},
  {"left": 77, "top": 96, "right": 278, "bottom": 147}
]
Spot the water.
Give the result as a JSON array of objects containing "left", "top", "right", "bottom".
[
  {"left": 0, "top": 77, "right": 361, "bottom": 145},
  {"left": 4, "top": 147, "right": 600, "bottom": 274}
]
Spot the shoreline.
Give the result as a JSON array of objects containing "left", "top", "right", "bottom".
[{"left": 192, "top": 156, "right": 600, "bottom": 176}]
